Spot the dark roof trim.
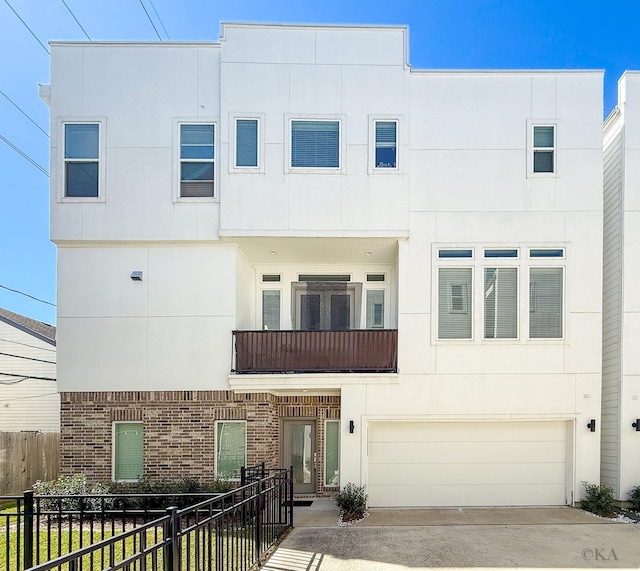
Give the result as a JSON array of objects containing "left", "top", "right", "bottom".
[{"left": 0, "top": 308, "right": 56, "bottom": 346}]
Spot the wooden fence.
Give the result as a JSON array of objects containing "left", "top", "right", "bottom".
[{"left": 0, "top": 432, "right": 59, "bottom": 495}]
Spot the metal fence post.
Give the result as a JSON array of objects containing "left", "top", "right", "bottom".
[
  {"left": 164, "top": 507, "right": 179, "bottom": 571},
  {"left": 255, "top": 484, "right": 262, "bottom": 564},
  {"left": 23, "top": 490, "right": 34, "bottom": 569},
  {"left": 289, "top": 466, "right": 294, "bottom": 527}
]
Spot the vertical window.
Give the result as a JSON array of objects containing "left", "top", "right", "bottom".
[
  {"left": 438, "top": 268, "right": 472, "bottom": 339},
  {"left": 533, "top": 125, "right": 555, "bottom": 173},
  {"left": 529, "top": 268, "right": 563, "bottom": 338},
  {"left": 366, "top": 290, "right": 385, "bottom": 329},
  {"left": 374, "top": 121, "right": 397, "bottom": 168},
  {"left": 291, "top": 120, "right": 339, "bottom": 168},
  {"left": 484, "top": 268, "right": 517, "bottom": 339},
  {"left": 113, "top": 422, "right": 143, "bottom": 481},
  {"left": 325, "top": 420, "right": 340, "bottom": 487},
  {"left": 180, "top": 124, "right": 214, "bottom": 197},
  {"left": 236, "top": 119, "right": 258, "bottom": 167},
  {"left": 216, "top": 421, "right": 246, "bottom": 480},
  {"left": 262, "top": 290, "right": 280, "bottom": 330},
  {"left": 65, "top": 124, "right": 99, "bottom": 197}
]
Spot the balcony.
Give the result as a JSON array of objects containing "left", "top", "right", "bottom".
[{"left": 232, "top": 329, "right": 398, "bottom": 374}]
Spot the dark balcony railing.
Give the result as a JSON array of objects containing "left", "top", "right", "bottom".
[{"left": 232, "top": 329, "right": 398, "bottom": 374}]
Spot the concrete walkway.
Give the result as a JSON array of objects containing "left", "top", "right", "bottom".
[{"left": 263, "top": 500, "right": 640, "bottom": 570}]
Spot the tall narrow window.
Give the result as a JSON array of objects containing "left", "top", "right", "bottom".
[
  {"left": 375, "top": 121, "right": 397, "bottom": 168},
  {"left": 291, "top": 120, "right": 339, "bottom": 168},
  {"left": 236, "top": 119, "right": 258, "bottom": 167},
  {"left": 438, "top": 268, "right": 472, "bottom": 339},
  {"left": 533, "top": 125, "right": 555, "bottom": 173},
  {"left": 216, "top": 421, "right": 246, "bottom": 480},
  {"left": 65, "top": 124, "right": 99, "bottom": 197},
  {"left": 325, "top": 420, "right": 340, "bottom": 487},
  {"left": 366, "top": 290, "right": 385, "bottom": 329},
  {"left": 529, "top": 268, "right": 563, "bottom": 338},
  {"left": 180, "top": 124, "right": 214, "bottom": 197},
  {"left": 113, "top": 422, "right": 143, "bottom": 481},
  {"left": 262, "top": 290, "right": 280, "bottom": 330},
  {"left": 484, "top": 268, "right": 517, "bottom": 339}
]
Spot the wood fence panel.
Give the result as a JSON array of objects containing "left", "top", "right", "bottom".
[{"left": 0, "top": 432, "right": 60, "bottom": 495}]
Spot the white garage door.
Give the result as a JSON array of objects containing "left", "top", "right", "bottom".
[{"left": 368, "top": 421, "right": 568, "bottom": 507}]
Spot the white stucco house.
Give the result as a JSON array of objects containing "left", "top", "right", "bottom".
[
  {"left": 43, "top": 22, "right": 605, "bottom": 506},
  {"left": 602, "top": 71, "right": 640, "bottom": 503}
]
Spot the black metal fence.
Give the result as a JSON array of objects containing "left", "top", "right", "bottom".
[{"left": 0, "top": 467, "right": 293, "bottom": 571}]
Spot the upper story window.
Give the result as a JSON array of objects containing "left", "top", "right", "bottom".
[
  {"left": 529, "top": 267, "right": 563, "bottom": 339},
  {"left": 291, "top": 120, "right": 339, "bottom": 168},
  {"left": 438, "top": 267, "right": 472, "bottom": 339},
  {"left": 484, "top": 267, "right": 518, "bottom": 339},
  {"left": 64, "top": 123, "right": 99, "bottom": 197},
  {"left": 374, "top": 121, "right": 397, "bottom": 169},
  {"left": 235, "top": 118, "right": 258, "bottom": 168},
  {"left": 532, "top": 125, "right": 555, "bottom": 173},
  {"left": 180, "top": 124, "right": 214, "bottom": 197}
]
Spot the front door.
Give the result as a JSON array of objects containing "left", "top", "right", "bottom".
[{"left": 282, "top": 420, "right": 316, "bottom": 494}]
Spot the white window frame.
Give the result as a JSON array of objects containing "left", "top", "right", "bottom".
[
  {"left": 261, "top": 288, "right": 282, "bottom": 330},
  {"left": 527, "top": 265, "right": 565, "bottom": 341},
  {"left": 58, "top": 119, "right": 107, "bottom": 203},
  {"left": 368, "top": 116, "right": 401, "bottom": 174},
  {"left": 215, "top": 420, "right": 247, "bottom": 481},
  {"left": 112, "top": 421, "right": 143, "bottom": 483},
  {"left": 527, "top": 120, "right": 559, "bottom": 178},
  {"left": 229, "top": 114, "right": 264, "bottom": 173},
  {"left": 284, "top": 114, "right": 346, "bottom": 174},
  {"left": 436, "top": 266, "right": 474, "bottom": 341},
  {"left": 483, "top": 266, "right": 519, "bottom": 340},
  {"left": 173, "top": 118, "right": 218, "bottom": 202},
  {"left": 324, "top": 419, "right": 340, "bottom": 488}
]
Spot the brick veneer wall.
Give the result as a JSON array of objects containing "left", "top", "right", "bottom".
[{"left": 60, "top": 391, "right": 340, "bottom": 495}]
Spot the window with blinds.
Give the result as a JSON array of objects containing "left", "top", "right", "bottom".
[
  {"left": 291, "top": 120, "right": 339, "bottom": 168},
  {"left": 216, "top": 421, "right": 246, "bottom": 480},
  {"left": 236, "top": 119, "right": 258, "bottom": 167},
  {"left": 262, "top": 290, "right": 280, "bottom": 330},
  {"left": 375, "top": 121, "right": 397, "bottom": 168},
  {"left": 533, "top": 125, "right": 555, "bottom": 173},
  {"left": 113, "top": 422, "right": 143, "bottom": 481},
  {"left": 366, "top": 290, "right": 385, "bottom": 329},
  {"left": 65, "top": 123, "right": 99, "bottom": 197},
  {"left": 484, "top": 267, "right": 517, "bottom": 339},
  {"left": 438, "top": 268, "right": 472, "bottom": 339},
  {"left": 529, "top": 267, "right": 563, "bottom": 338},
  {"left": 180, "top": 124, "right": 215, "bottom": 197}
]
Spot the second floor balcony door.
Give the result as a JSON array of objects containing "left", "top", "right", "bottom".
[{"left": 296, "top": 282, "right": 356, "bottom": 331}]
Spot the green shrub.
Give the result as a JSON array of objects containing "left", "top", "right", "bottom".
[
  {"left": 33, "top": 474, "right": 111, "bottom": 511},
  {"left": 581, "top": 481, "right": 616, "bottom": 516},
  {"left": 335, "top": 483, "right": 367, "bottom": 516},
  {"left": 628, "top": 485, "right": 640, "bottom": 510}
]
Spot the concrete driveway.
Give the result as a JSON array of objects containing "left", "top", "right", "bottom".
[{"left": 263, "top": 501, "right": 640, "bottom": 570}]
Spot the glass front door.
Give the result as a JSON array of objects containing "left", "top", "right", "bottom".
[{"left": 282, "top": 420, "right": 316, "bottom": 494}]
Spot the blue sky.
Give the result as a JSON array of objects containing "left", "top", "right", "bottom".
[{"left": 1, "top": 0, "right": 640, "bottom": 325}]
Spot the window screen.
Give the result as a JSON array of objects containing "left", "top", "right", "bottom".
[
  {"left": 533, "top": 125, "right": 555, "bottom": 173},
  {"left": 484, "top": 267, "right": 517, "bottom": 339},
  {"left": 216, "top": 421, "right": 246, "bottom": 480},
  {"left": 529, "top": 268, "right": 563, "bottom": 338},
  {"left": 180, "top": 124, "right": 214, "bottom": 197},
  {"left": 236, "top": 119, "right": 258, "bottom": 167},
  {"left": 438, "top": 268, "right": 472, "bottom": 339},
  {"left": 114, "top": 422, "right": 143, "bottom": 481},
  {"left": 291, "top": 121, "right": 339, "bottom": 168},
  {"left": 375, "top": 121, "right": 397, "bottom": 168},
  {"left": 65, "top": 124, "right": 99, "bottom": 197}
]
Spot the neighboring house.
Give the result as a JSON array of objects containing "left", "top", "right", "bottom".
[
  {"left": 602, "top": 71, "right": 640, "bottom": 503},
  {"left": 0, "top": 307, "right": 58, "bottom": 432},
  {"left": 43, "top": 23, "right": 604, "bottom": 506}
]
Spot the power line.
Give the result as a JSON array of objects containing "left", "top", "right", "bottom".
[
  {"left": 0, "top": 89, "right": 49, "bottom": 138},
  {"left": 0, "top": 391, "right": 58, "bottom": 401},
  {"left": 137, "top": 0, "right": 162, "bottom": 40},
  {"left": 0, "top": 338, "right": 56, "bottom": 353},
  {"left": 148, "top": 0, "right": 170, "bottom": 40},
  {"left": 0, "top": 284, "right": 56, "bottom": 307},
  {"left": 0, "top": 352, "right": 56, "bottom": 365},
  {"left": 60, "top": 0, "right": 91, "bottom": 40},
  {"left": 2, "top": 0, "right": 50, "bottom": 55},
  {"left": 0, "top": 134, "right": 49, "bottom": 176},
  {"left": 0, "top": 372, "right": 56, "bottom": 382}
]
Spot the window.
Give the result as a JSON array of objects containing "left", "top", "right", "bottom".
[
  {"left": 438, "top": 268, "right": 472, "bottom": 339},
  {"left": 438, "top": 249, "right": 473, "bottom": 259},
  {"left": 374, "top": 121, "right": 397, "bottom": 168},
  {"left": 484, "top": 268, "right": 517, "bottom": 339},
  {"left": 262, "top": 290, "right": 280, "bottom": 330},
  {"left": 291, "top": 120, "right": 339, "bottom": 168},
  {"left": 533, "top": 125, "right": 555, "bottom": 173},
  {"left": 324, "top": 420, "right": 340, "bottom": 487},
  {"left": 65, "top": 123, "right": 99, "bottom": 197},
  {"left": 484, "top": 249, "right": 518, "bottom": 258},
  {"left": 529, "top": 268, "right": 563, "bottom": 338},
  {"left": 113, "top": 422, "right": 143, "bottom": 481},
  {"left": 236, "top": 119, "right": 258, "bottom": 167},
  {"left": 366, "top": 290, "right": 385, "bottom": 329},
  {"left": 216, "top": 421, "right": 246, "bottom": 480},
  {"left": 529, "top": 248, "right": 564, "bottom": 258},
  {"left": 180, "top": 124, "right": 214, "bottom": 197}
]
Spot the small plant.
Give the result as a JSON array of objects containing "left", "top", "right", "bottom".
[
  {"left": 33, "top": 474, "right": 111, "bottom": 511},
  {"left": 335, "top": 483, "right": 367, "bottom": 517},
  {"left": 628, "top": 485, "right": 640, "bottom": 511},
  {"left": 581, "top": 481, "right": 616, "bottom": 517}
]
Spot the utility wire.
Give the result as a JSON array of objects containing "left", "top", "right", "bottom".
[
  {"left": 0, "top": 134, "right": 49, "bottom": 176},
  {"left": 0, "top": 338, "right": 56, "bottom": 352},
  {"left": 60, "top": 0, "right": 91, "bottom": 40},
  {"left": 0, "top": 284, "right": 56, "bottom": 307},
  {"left": 137, "top": 0, "right": 162, "bottom": 40},
  {"left": 2, "top": 0, "right": 50, "bottom": 55},
  {"left": 0, "top": 352, "right": 56, "bottom": 365},
  {"left": 0, "top": 89, "right": 49, "bottom": 138},
  {"left": 148, "top": 0, "right": 170, "bottom": 39},
  {"left": 0, "top": 391, "right": 58, "bottom": 401},
  {"left": 0, "top": 372, "right": 57, "bottom": 382}
]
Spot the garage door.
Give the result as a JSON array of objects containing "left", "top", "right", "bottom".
[{"left": 368, "top": 421, "right": 568, "bottom": 507}]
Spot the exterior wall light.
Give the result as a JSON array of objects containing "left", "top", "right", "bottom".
[
  {"left": 587, "top": 419, "right": 596, "bottom": 432},
  {"left": 130, "top": 271, "right": 143, "bottom": 281},
  {"left": 349, "top": 420, "right": 355, "bottom": 434},
  {"left": 633, "top": 419, "right": 640, "bottom": 431}
]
